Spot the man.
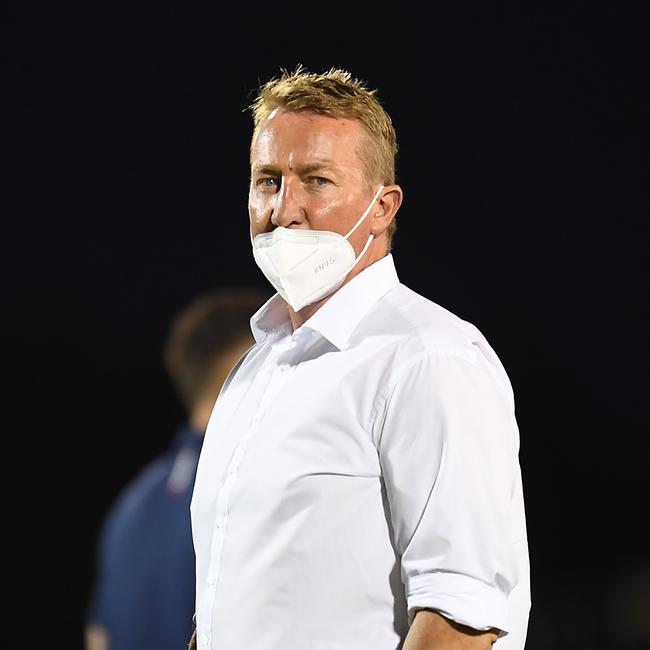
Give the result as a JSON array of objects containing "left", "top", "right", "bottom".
[
  {"left": 85, "top": 289, "right": 264, "bottom": 650},
  {"left": 190, "top": 66, "right": 530, "bottom": 649}
]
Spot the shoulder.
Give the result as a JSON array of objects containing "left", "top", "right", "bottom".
[
  {"left": 99, "top": 453, "right": 171, "bottom": 539},
  {"left": 365, "top": 283, "right": 516, "bottom": 407},
  {"left": 369, "top": 283, "right": 486, "bottom": 362}
]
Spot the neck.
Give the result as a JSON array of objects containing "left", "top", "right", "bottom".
[
  {"left": 289, "top": 294, "right": 330, "bottom": 330},
  {"left": 188, "top": 410, "right": 210, "bottom": 434}
]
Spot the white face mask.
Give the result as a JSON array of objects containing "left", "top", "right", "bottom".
[{"left": 251, "top": 186, "right": 384, "bottom": 312}]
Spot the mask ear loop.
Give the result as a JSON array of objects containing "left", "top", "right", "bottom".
[
  {"left": 343, "top": 185, "right": 385, "bottom": 274},
  {"left": 344, "top": 186, "right": 384, "bottom": 240},
  {"left": 349, "top": 229, "right": 375, "bottom": 267}
]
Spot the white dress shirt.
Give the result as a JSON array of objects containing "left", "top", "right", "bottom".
[{"left": 190, "top": 253, "right": 530, "bottom": 650}]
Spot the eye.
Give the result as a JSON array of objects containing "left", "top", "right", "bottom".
[
  {"left": 311, "top": 176, "right": 331, "bottom": 186},
  {"left": 257, "top": 177, "right": 279, "bottom": 189}
]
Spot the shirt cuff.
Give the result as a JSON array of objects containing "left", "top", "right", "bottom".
[{"left": 406, "top": 571, "right": 510, "bottom": 634}]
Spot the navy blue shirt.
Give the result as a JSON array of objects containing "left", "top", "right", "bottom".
[{"left": 87, "top": 425, "right": 203, "bottom": 650}]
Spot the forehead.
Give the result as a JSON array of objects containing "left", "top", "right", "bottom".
[{"left": 251, "top": 110, "right": 365, "bottom": 166}]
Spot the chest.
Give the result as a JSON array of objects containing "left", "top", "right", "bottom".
[{"left": 194, "top": 339, "right": 389, "bottom": 516}]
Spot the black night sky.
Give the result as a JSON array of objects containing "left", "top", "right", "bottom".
[{"left": 4, "top": 5, "right": 648, "bottom": 649}]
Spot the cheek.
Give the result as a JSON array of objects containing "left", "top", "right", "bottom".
[
  {"left": 310, "top": 195, "right": 354, "bottom": 230},
  {"left": 248, "top": 193, "right": 269, "bottom": 233}
]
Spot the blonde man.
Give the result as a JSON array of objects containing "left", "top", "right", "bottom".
[{"left": 189, "top": 66, "right": 531, "bottom": 650}]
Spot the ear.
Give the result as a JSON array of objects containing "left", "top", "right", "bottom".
[{"left": 370, "top": 185, "right": 403, "bottom": 237}]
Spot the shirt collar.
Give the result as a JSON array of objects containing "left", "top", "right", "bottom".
[
  {"left": 250, "top": 293, "right": 293, "bottom": 344},
  {"left": 250, "top": 253, "right": 400, "bottom": 350}
]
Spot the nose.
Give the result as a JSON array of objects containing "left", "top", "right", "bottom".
[{"left": 271, "top": 179, "right": 305, "bottom": 229}]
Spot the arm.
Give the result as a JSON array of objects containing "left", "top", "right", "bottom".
[
  {"left": 403, "top": 610, "right": 498, "bottom": 649},
  {"left": 376, "top": 345, "right": 527, "bottom": 639}
]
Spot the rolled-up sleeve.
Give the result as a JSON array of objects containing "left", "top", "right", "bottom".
[{"left": 376, "top": 344, "right": 523, "bottom": 635}]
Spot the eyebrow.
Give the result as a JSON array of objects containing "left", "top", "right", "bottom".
[{"left": 252, "top": 160, "right": 339, "bottom": 176}]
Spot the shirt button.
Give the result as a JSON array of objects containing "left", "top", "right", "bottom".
[
  {"left": 207, "top": 575, "right": 216, "bottom": 585},
  {"left": 201, "top": 633, "right": 210, "bottom": 646},
  {"left": 227, "top": 464, "right": 239, "bottom": 474},
  {"left": 279, "top": 363, "right": 289, "bottom": 372},
  {"left": 215, "top": 517, "right": 226, "bottom": 528}
]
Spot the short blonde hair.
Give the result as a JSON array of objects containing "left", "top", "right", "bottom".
[{"left": 248, "top": 65, "right": 399, "bottom": 243}]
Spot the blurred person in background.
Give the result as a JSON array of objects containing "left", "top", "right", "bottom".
[
  {"left": 85, "top": 288, "right": 267, "bottom": 650},
  {"left": 607, "top": 560, "right": 650, "bottom": 649}
]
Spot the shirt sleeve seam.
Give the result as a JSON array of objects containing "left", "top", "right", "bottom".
[{"left": 370, "top": 342, "right": 481, "bottom": 449}]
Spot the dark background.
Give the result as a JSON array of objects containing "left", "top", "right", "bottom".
[{"left": 4, "top": 5, "right": 648, "bottom": 649}]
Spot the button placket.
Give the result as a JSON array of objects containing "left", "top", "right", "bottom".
[
  {"left": 254, "top": 347, "right": 296, "bottom": 422},
  {"left": 201, "top": 338, "right": 300, "bottom": 645}
]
